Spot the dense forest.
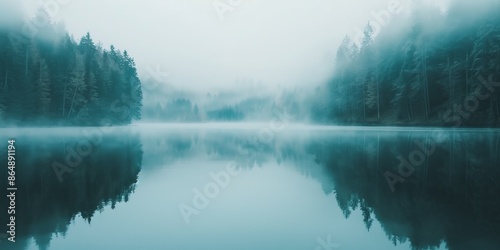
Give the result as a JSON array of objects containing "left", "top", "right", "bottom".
[
  {"left": 313, "top": 0, "right": 500, "bottom": 127},
  {"left": 3, "top": 0, "right": 500, "bottom": 128},
  {"left": 0, "top": 15, "right": 142, "bottom": 127}
]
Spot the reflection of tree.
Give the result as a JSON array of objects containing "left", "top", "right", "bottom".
[
  {"left": 307, "top": 131, "right": 500, "bottom": 250},
  {"left": 142, "top": 131, "right": 275, "bottom": 169},
  {"left": 139, "top": 129, "right": 500, "bottom": 249},
  {"left": 0, "top": 132, "right": 143, "bottom": 250}
]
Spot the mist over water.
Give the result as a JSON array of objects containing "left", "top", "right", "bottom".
[
  {"left": 1, "top": 126, "right": 499, "bottom": 249},
  {"left": 1, "top": 0, "right": 500, "bottom": 249}
]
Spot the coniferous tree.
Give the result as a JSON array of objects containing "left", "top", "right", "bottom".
[
  {"left": 0, "top": 22, "right": 143, "bottom": 126},
  {"left": 317, "top": 0, "right": 500, "bottom": 127}
]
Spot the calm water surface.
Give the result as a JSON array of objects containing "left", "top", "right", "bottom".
[{"left": 0, "top": 124, "right": 499, "bottom": 250}]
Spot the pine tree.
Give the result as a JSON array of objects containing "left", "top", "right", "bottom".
[
  {"left": 36, "top": 59, "right": 51, "bottom": 117},
  {"left": 66, "top": 56, "right": 86, "bottom": 120},
  {"left": 0, "top": 18, "right": 142, "bottom": 127}
]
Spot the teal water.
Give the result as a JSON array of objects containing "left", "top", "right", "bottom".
[{"left": 1, "top": 124, "right": 499, "bottom": 250}]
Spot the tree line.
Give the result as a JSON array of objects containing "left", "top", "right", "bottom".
[
  {"left": 0, "top": 25, "right": 142, "bottom": 126},
  {"left": 313, "top": 0, "right": 500, "bottom": 127}
]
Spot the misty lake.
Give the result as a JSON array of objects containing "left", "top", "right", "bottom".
[{"left": 1, "top": 124, "right": 499, "bottom": 250}]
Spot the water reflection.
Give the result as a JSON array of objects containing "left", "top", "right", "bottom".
[
  {"left": 1, "top": 127, "right": 499, "bottom": 250},
  {"left": 139, "top": 128, "right": 500, "bottom": 249},
  {"left": 0, "top": 130, "right": 143, "bottom": 250},
  {"left": 305, "top": 130, "right": 500, "bottom": 250}
]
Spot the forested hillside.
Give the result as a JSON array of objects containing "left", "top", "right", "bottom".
[
  {"left": 141, "top": 81, "right": 308, "bottom": 122},
  {"left": 313, "top": 0, "right": 500, "bottom": 127},
  {"left": 0, "top": 19, "right": 142, "bottom": 126}
]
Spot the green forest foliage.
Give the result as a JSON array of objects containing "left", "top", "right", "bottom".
[
  {"left": 0, "top": 25, "right": 142, "bottom": 126},
  {"left": 314, "top": 0, "right": 500, "bottom": 127}
]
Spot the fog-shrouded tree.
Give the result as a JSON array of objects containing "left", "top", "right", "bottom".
[
  {"left": 316, "top": 0, "right": 500, "bottom": 127},
  {"left": 0, "top": 23, "right": 142, "bottom": 126}
]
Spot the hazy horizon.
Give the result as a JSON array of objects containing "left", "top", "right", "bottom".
[{"left": 10, "top": 0, "right": 445, "bottom": 91}]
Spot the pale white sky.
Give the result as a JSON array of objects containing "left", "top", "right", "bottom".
[{"left": 16, "top": 0, "right": 446, "bottom": 91}]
